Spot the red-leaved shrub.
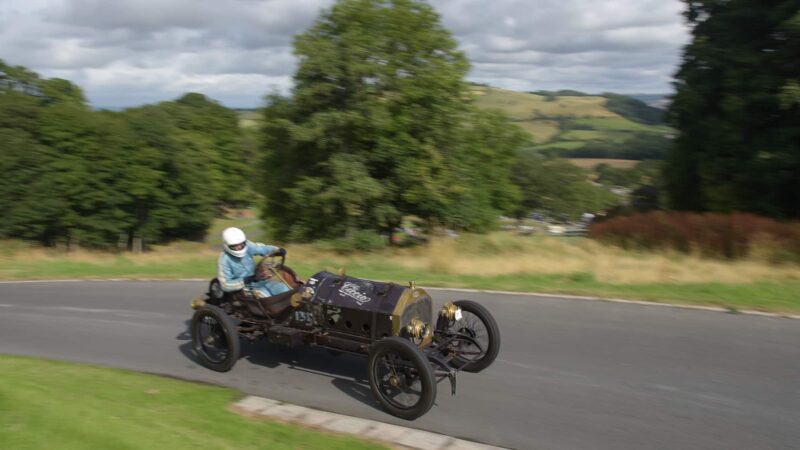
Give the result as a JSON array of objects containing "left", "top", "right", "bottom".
[{"left": 588, "top": 212, "right": 800, "bottom": 261}]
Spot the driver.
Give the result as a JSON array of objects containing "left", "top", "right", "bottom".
[{"left": 218, "top": 227, "right": 290, "bottom": 299}]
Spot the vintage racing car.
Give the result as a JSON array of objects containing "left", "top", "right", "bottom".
[{"left": 189, "top": 255, "right": 500, "bottom": 419}]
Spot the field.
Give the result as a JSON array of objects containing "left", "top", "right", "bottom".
[
  {"left": 568, "top": 158, "right": 639, "bottom": 169},
  {"left": 471, "top": 86, "right": 673, "bottom": 162},
  {"left": 2, "top": 232, "right": 799, "bottom": 314},
  {"left": 0, "top": 354, "right": 384, "bottom": 450},
  {"left": 472, "top": 86, "right": 619, "bottom": 119},
  {"left": 515, "top": 119, "right": 560, "bottom": 143},
  {"left": 236, "top": 110, "right": 262, "bottom": 129}
]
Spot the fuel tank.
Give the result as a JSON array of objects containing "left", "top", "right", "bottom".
[{"left": 305, "top": 271, "right": 432, "bottom": 339}]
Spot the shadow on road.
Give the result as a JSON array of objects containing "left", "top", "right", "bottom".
[
  {"left": 176, "top": 319, "right": 200, "bottom": 366},
  {"left": 243, "top": 341, "right": 383, "bottom": 410},
  {"left": 175, "top": 318, "right": 382, "bottom": 411}
]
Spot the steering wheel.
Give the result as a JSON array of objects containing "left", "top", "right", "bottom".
[{"left": 254, "top": 253, "right": 285, "bottom": 281}]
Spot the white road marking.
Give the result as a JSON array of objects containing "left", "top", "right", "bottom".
[{"left": 0, "top": 279, "right": 84, "bottom": 284}]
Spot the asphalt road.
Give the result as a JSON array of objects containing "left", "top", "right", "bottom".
[{"left": 1, "top": 280, "right": 798, "bottom": 450}]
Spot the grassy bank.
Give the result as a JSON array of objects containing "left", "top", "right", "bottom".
[
  {"left": 0, "top": 354, "right": 384, "bottom": 450},
  {"left": 1, "top": 234, "right": 799, "bottom": 313}
]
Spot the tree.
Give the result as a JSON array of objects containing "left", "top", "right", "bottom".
[
  {"left": 259, "top": 0, "right": 524, "bottom": 240},
  {"left": 665, "top": 0, "right": 800, "bottom": 218},
  {"left": 0, "top": 60, "right": 251, "bottom": 249},
  {"left": 169, "top": 93, "right": 253, "bottom": 208},
  {"left": 511, "top": 153, "right": 618, "bottom": 219}
]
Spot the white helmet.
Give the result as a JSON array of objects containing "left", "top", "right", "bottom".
[{"left": 222, "top": 227, "right": 247, "bottom": 258}]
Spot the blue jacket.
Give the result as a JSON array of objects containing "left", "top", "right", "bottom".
[{"left": 217, "top": 241, "right": 278, "bottom": 292}]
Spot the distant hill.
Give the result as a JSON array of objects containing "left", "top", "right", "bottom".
[
  {"left": 235, "top": 87, "right": 674, "bottom": 160},
  {"left": 627, "top": 94, "right": 670, "bottom": 109},
  {"left": 471, "top": 86, "right": 674, "bottom": 160}
]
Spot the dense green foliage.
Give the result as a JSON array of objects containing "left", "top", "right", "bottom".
[
  {"left": 558, "top": 133, "right": 672, "bottom": 160},
  {"left": 665, "top": 0, "right": 800, "bottom": 218},
  {"left": 602, "top": 93, "right": 665, "bottom": 125},
  {"left": 595, "top": 160, "right": 662, "bottom": 188},
  {"left": 511, "top": 152, "right": 618, "bottom": 219},
  {"left": 0, "top": 60, "right": 250, "bottom": 248},
  {"left": 259, "top": 0, "right": 526, "bottom": 241}
]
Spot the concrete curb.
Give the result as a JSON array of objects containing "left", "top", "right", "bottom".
[
  {"left": 231, "top": 396, "right": 506, "bottom": 450},
  {"left": 0, "top": 278, "right": 797, "bottom": 320}
]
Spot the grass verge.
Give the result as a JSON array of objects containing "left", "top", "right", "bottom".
[
  {"left": 0, "top": 354, "right": 384, "bottom": 450},
  {"left": 1, "top": 234, "right": 799, "bottom": 314}
]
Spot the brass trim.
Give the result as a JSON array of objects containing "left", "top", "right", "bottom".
[
  {"left": 390, "top": 287, "right": 414, "bottom": 335},
  {"left": 441, "top": 302, "right": 459, "bottom": 321},
  {"left": 190, "top": 298, "right": 206, "bottom": 310},
  {"left": 390, "top": 287, "right": 433, "bottom": 346},
  {"left": 406, "top": 318, "right": 425, "bottom": 338},
  {"left": 290, "top": 293, "right": 303, "bottom": 308},
  {"left": 420, "top": 327, "right": 433, "bottom": 347}
]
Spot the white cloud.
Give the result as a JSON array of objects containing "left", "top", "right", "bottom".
[{"left": 0, "top": 0, "right": 690, "bottom": 107}]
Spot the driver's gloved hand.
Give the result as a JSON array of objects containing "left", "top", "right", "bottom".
[
  {"left": 272, "top": 247, "right": 287, "bottom": 257},
  {"left": 243, "top": 275, "right": 256, "bottom": 284},
  {"left": 234, "top": 287, "right": 253, "bottom": 302}
]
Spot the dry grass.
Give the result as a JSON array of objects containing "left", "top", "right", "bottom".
[
  {"left": 288, "top": 234, "right": 800, "bottom": 285},
  {"left": 12, "top": 243, "right": 215, "bottom": 265},
  {"left": 4, "top": 233, "right": 799, "bottom": 286},
  {"left": 472, "top": 87, "right": 620, "bottom": 120},
  {"left": 514, "top": 120, "right": 560, "bottom": 143}
]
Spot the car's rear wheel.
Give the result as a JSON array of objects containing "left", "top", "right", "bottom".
[
  {"left": 368, "top": 337, "right": 436, "bottom": 420},
  {"left": 436, "top": 300, "right": 500, "bottom": 373},
  {"left": 191, "top": 304, "right": 240, "bottom": 372}
]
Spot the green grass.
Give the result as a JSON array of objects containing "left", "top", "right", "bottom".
[
  {"left": 529, "top": 141, "right": 586, "bottom": 151},
  {"left": 3, "top": 252, "right": 796, "bottom": 313},
  {"left": 559, "top": 130, "right": 627, "bottom": 142},
  {"left": 0, "top": 354, "right": 385, "bottom": 450},
  {"left": 285, "top": 261, "right": 800, "bottom": 314},
  {"left": 3, "top": 228, "right": 799, "bottom": 314},
  {"left": 0, "top": 255, "right": 217, "bottom": 280},
  {"left": 570, "top": 117, "right": 671, "bottom": 134}
]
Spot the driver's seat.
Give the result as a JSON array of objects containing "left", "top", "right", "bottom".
[
  {"left": 255, "top": 288, "right": 297, "bottom": 317},
  {"left": 240, "top": 287, "right": 298, "bottom": 318}
]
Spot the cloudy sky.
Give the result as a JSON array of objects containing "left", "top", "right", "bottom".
[{"left": 0, "top": 0, "right": 690, "bottom": 108}]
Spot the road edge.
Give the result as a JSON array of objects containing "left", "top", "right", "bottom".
[
  {"left": 1, "top": 278, "right": 798, "bottom": 320},
  {"left": 231, "top": 396, "right": 506, "bottom": 450}
]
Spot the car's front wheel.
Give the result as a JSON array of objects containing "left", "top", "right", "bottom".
[
  {"left": 191, "top": 304, "right": 240, "bottom": 372},
  {"left": 436, "top": 300, "right": 500, "bottom": 373},
  {"left": 368, "top": 337, "right": 436, "bottom": 420}
]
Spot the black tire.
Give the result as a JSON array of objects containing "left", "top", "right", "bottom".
[
  {"left": 436, "top": 300, "right": 500, "bottom": 373},
  {"left": 208, "top": 278, "right": 224, "bottom": 305},
  {"left": 191, "top": 304, "right": 240, "bottom": 372},
  {"left": 368, "top": 337, "right": 436, "bottom": 420}
]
